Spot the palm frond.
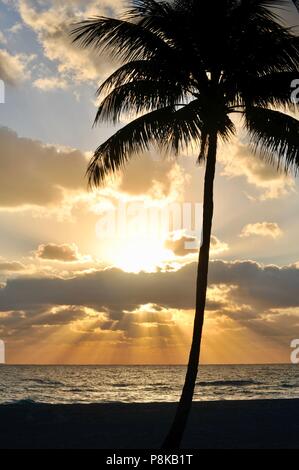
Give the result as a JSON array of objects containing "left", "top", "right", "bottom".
[
  {"left": 125, "top": 0, "right": 172, "bottom": 23},
  {"left": 71, "top": 17, "right": 172, "bottom": 63},
  {"left": 218, "top": 115, "right": 236, "bottom": 142},
  {"left": 97, "top": 60, "right": 182, "bottom": 96},
  {"left": 125, "top": 0, "right": 208, "bottom": 85},
  {"left": 245, "top": 106, "right": 299, "bottom": 171},
  {"left": 94, "top": 80, "right": 187, "bottom": 126},
  {"left": 241, "top": 72, "right": 299, "bottom": 110},
  {"left": 88, "top": 100, "right": 206, "bottom": 186},
  {"left": 221, "top": 0, "right": 299, "bottom": 82},
  {"left": 233, "top": 0, "right": 290, "bottom": 23},
  {"left": 71, "top": 0, "right": 299, "bottom": 186},
  {"left": 88, "top": 107, "right": 174, "bottom": 186},
  {"left": 165, "top": 100, "right": 204, "bottom": 154}
]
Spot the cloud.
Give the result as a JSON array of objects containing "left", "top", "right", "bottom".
[
  {"left": 220, "top": 140, "right": 294, "bottom": 200},
  {"left": 119, "top": 154, "right": 186, "bottom": 199},
  {"left": 240, "top": 222, "right": 283, "bottom": 239},
  {"left": 165, "top": 234, "right": 198, "bottom": 257},
  {"left": 211, "top": 235, "right": 229, "bottom": 255},
  {"left": 9, "top": 23, "right": 23, "bottom": 34},
  {"left": 1, "top": 258, "right": 299, "bottom": 317},
  {"left": 36, "top": 243, "right": 83, "bottom": 262},
  {"left": 0, "top": 127, "right": 87, "bottom": 209},
  {"left": 0, "top": 264, "right": 197, "bottom": 314},
  {"left": 165, "top": 234, "right": 228, "bottom": 257},
  {"left": 0, "top": 49, "right": 31, "bottom": 85},
  {"left": 1, "top": 259, "right": 299, "bottom": 354},
  {"left": 0, "top": 261, "right": 26, "bottom": 272},
  {"left": 0, "top": 32, "right": 7, "bottom": 45},
  {"left": 123, "top": 304, "right": 175, "bottom": 326},
  {"left": 17, "top": 0, "right": 123, "bottom": 84},
  {"left": 0, "top": 128, "right": 190, "bottom": 223},
  {"left": 208, "top": 260, "right": 299, "bottom": 311},
  {"left": 0, "top": 302, "right": 177, "bottom": 344},
  {"left": 33, "top": 76, "right": 68, "bottom": 91},
  {"left": 0, "top": 305, "right": 100, "bottom": 329}
]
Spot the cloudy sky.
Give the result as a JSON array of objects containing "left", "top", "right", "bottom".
[{"left": 0, "top": 0, "right": 299, "bottom": 364}]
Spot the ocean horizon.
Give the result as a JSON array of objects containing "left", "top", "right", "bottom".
[{"left": 1, "top": 364, "right": 298, "bottom": 405}]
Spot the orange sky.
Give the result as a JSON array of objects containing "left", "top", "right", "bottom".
[{"left": 0, "top": 1, "right": 299, "bottom": 364}]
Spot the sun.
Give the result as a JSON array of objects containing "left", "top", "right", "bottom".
[{"left": 110, "top": 237, "right": 172, "bottom": 273}]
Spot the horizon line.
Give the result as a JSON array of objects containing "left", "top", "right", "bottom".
[{"left": 1, "top": 363, "right": 295, "bottom": 367}]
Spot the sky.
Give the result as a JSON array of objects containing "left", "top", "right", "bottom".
[{"left": 0, "top": 0, "right": 299, "bottom": 365}]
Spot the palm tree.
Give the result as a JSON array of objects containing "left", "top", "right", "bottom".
[{"left": 72, "top": 0, "right": 299, "bottom": 448}]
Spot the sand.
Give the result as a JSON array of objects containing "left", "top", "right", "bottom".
[{"left": 0, "top": 399, "right": 298, "bottom": 449}]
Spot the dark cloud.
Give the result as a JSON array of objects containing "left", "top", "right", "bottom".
[
  {"left": 1, "top": 259, "right": 299, "bottom": 341},
  {"left": 1, "top": 260, "right": 299, "bottom": 314},
  {"left": 0, "top": 264, "right": 197, "bottom": 313},
  {"left": 0, "top": 261, "right": 26, "bottom": 272},
  {"left": 0, "top": 306, "right": 85, "bottom": 328},
  {"left": 36, "top": 243, "right": 81, "bottom": 262},
  {"left": 245, "top": 312, "right": 299, "bottom": 339},
  {"left": 0, "top": 128, "right": 87, "bottom": 208},
  {"left": 165, "top": 234, "right": 228, "bottom": 257},
  {"left": 208, "top": 260, "right": 299, "bottom": 310},
  {"left": 165, "top": 235, "right": 198, "bottom": 257}
]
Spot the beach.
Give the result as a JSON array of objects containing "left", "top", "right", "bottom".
[{"left": 0, "top": 399, "right": 298, "bottom": 449}]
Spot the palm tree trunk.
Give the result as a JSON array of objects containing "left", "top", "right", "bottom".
[{"left": 162, "top": 130, "right": 218, "bottom": 449}]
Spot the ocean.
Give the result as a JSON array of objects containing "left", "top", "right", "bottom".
[{"left": 0, "top": 364, "right": 298, "bottom": 405}]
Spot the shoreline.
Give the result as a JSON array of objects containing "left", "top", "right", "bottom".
[{"left": 0, "top": 398, "right": 298, "bottom": 449}]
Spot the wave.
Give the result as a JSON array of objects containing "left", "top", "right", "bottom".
[
  {"left": 144, "top": 386, "right": 173, "bottom": 391},
  {"left": 112, "top": 383, "right": 132, "bottom": 388},
  {"left": 65, "top": 388, "right": 97, "bottom": 393},
  {"left": 197, "top": 380, "right": 261, "bottom": 387},
  {"left": 23, "top": 378, "right": 64, "bottom": 387},
  {"left": 281, "top": 383, "right": 299, "bottom": 389}
]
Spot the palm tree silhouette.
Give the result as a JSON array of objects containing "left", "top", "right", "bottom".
[{"left": 72, "top": 0, "right": 299, "bottom": 448}]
